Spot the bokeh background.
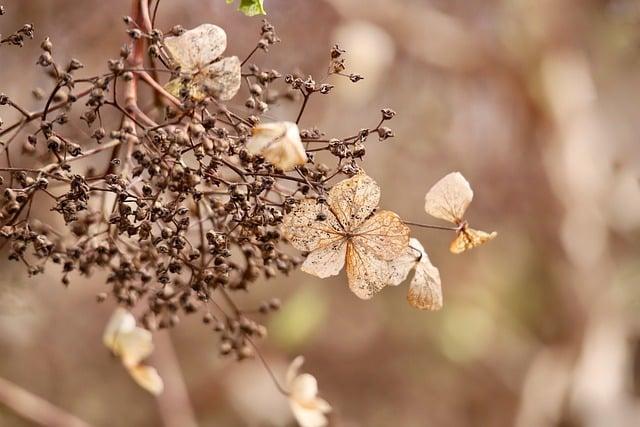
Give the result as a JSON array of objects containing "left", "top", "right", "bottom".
[{"left": 2, "top": 0, "right": 640, "bottom": 426}]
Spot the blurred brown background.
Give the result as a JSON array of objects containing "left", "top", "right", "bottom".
[{"left": 2, "top": 0, "right": 640, "bottom": 426}]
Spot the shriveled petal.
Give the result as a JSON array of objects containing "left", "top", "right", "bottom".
[
  {"left": 103, "top": 308, "right": 136, "bottom": 351},
  {"left": 345, "top": 242, "right": 396, "bottom": 299},
  {"left": 407, "top": 240, "right": 443, "bottom": 310},
  {"left": 327, "top": 173, "right": 380, "bottom": 230},
  {"left": 246, "top": 122, "right": 307, "bottom": 171},
  {"left": 164, "top": 24, "right": 227, "bottom": 70},
  {"left": 424, "top": 172, "right": 473, "bottom": 224},
  {"left": 353, "top": 210, "right": 410, "bottom": 261},
  {"left": 115, "top": 327, "right": 154, "bottom": 367},
  {"left": 198, "top": 56, "right": 241, "bottom": 101},
  {"left": 290, "top": 401, "right": 330, "bottom": 427},
  {"left": 384, "top": 237, "right": 424, "bottom": 286},
  {"left": 450, "top": 227, "right": 497, "bottom": 254},
  {"left": 301, "top": 239, "right": 347, "bottom": 279},
  {"left": 282, "top": 199, "right": 343, "bottom": 252},
  {"left": 127, "top": 364, "right": 164, "bottom": 395},
  {"left": 291, "top": 373, "right": 319, "bottom": 402},
  {"left": 286, "top": 356, "right": 305, "bottom": 388}
]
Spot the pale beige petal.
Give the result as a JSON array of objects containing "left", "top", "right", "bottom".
[
  {"left": 127, "top": 364, "right": 164, "bottom": 395},
  {"left": 164, "top": 24, "right": 227, "bottom": 70},
  {"left": 103, "top": 308, "right": 136, "bottom": 351},
  {"left": 115, "top": 327, "right": 154, "bottom": 367},
  {"left": 327, "top": 173, "right": 380, "bottom": 230},
  {"left": 198, "top": 56, "right": 241, "bottom": 101},
  {"left": 345, "top": 243, "right": 395, "bottom": 299},
  {"left": 353, "top": 210, "right": 410, "bottom": 261},
  {"left": 384, "top": 237, "right": 423, "bottom": 286},
  {"left": 286, "top": 356, "right": 305, "bottom": 389},
  {"left": 449, "top": 228, "right": 497, "bottom": 254},
  {"left": 301, "top": 239, "right": 347, "bottom": 278},
  {"left": 290, "top": 401, "right": 329, "bottom": 427},
  {"left": 424, "top": 172, "right": 473, "bottom": 224},
  {"left": 246, "top": 122, "right": 307, "bottom": 171},
  {"left": 291, "top": 373, "right": 319, "bottom": 402},
  {"left": 406, "top": 240, "right": 443, "bottom": 311},
  {"left": 282, "top": 199, "right": 343, "bottom": 252}
]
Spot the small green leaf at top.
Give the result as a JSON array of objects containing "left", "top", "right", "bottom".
[{"left": 226, "top": 0, "right": 266, "bottom": 16}]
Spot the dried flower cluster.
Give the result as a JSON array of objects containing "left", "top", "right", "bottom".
[{"left": 0, "top": 1, "right": 494, "bottom": 425}]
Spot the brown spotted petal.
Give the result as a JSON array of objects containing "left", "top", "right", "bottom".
[
  {"left": 352, "top": 210, "right": 410, "bottom": 261},
  {"left": 282, "top": 199, "right": 343, "bottom": 252},
  {"left": 327, "top": 173, "right": 380, "bottom": 230},
  {"left": 164, "top": 24, "right": 227, "bottom": 70}
]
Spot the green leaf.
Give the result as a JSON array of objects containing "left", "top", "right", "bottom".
[{"left": 226, "top": 0, "right": 266, "bottom": 16}]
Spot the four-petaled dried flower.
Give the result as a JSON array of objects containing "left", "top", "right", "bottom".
[
  {"left": 286, "top": 356, "right": 332, "bottom": 427},
  {"left": 424, "top": 172, "right": 497, "bottom": 254},
  {"left": 103, "top": 308, "right": 164, "bottom": 395},
  {"left": 282, "top": 173, "right": 410, "bottom": 299},
  {"left": 164, "top": 24, "right": 241, "bottom": 101},
  {"left": 246, "top": 121, "right": 307, "bottom": 171}
]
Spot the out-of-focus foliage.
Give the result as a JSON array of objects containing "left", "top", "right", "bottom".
[{"left": 226, "top": 0, "right": 266, "bottom": 16}]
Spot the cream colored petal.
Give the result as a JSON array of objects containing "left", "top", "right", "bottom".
[
  {"left": 247, "top": 122, "right": 307, "bottom": 171},
  {"left": 291, "top": 373, "right": 319, "bottom": 402},
  {"left": 384, "top": 237, "right": 423, "bottom": 286},
  {"left": 127, "top": 364, "right": 164, "bottom": 395},
  {"left": 115, "top": 327, "right": 154, "bottom": 367},
  {"left": 282, "top": 199, "right": 343, "bottom": 252},
  {"left": 197, "top": 56, "right": 241, "bottom": 101},
  {"left": 353, "top": 210, "right": 410, "bottom": 261},
  {"left": 345, "top": 242, "right": 395, "bottom": 299},
  {"left": 290, "top": 401, "right": 329, "bottom": 427},
  {"left": 103, "top": 308, "right": 136, "bottom": 351},
  {"left": 313, "top": 397, "right": 332, "bottom": 413},
  {"left": 449, "top": 227, "right": 497, "bottom": 254},
  {"left": 301, "top": 239, "right": 347, "bottom": 279},
  {"left": 164, "top": 24, "right": 227, "bottom": 70},
  {"left": 407, "top": 240, "right": 443, "bottom": 310},
  {"left": 327, "top": 173, "right": 380, "bottom": 230},
  {"left": 424, "top": 171, "right": 473, "bottom": 224},
  {"left": 286, "top": 356, "right": 305, "bottom": 389}
]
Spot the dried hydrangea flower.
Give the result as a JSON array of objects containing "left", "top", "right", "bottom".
[
  {"left": 282, "top": 173, "right": 410, "bottom": 299},
  {"left": 163, "top": 23, "right": 241, "bottom": 101},
  {"left": 246, "top": 121, "right": 307, "bottom": 171},
  {"left": 103, "top": 308, "right": 164, "bottom": 395},
  {"left": 424, "top": 172, "right": 497, "bottom": 254},
  {"left": 285, "top": 356, "right": 332, "bottom": 427}
]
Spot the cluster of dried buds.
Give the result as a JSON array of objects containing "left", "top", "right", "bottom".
[{"left": 0, "top": 4, "right": 494, "bottom": 425}]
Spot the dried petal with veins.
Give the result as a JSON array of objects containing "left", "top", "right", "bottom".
[
  {"left": 164, "top": 24, "right": 227, "bottom": 70},
  {"left": 405, "top": 239, "right": 442, "bottom": 310}
]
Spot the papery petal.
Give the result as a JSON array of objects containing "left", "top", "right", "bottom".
[
  {"left": 327, "top": 173, "right": 380, "bottom": 230},
  {"left": 449, "top": 227, "right": 497, "bottom": 254},
  {"left": 345, "top": 242, "right": 397, "bottom": 299},
  {"left": 115, "top": 327, "right": 154, "bottom": 367},
  {"left": 353, "top": 210, "right": 410, "bottom": 261},
  {"left": 406, "top": 239, "right": 443, "bottom": 310},
  {"left": 247, "top": 122, "right": 307, "bottom": 171},
  {"left": 164, "top": 24, "right": 227, "bottom": 70},
  {"left": 198, "top": 56, "right": 241, "bottom": 101},
  {"left": 127, "top": 364, "right": 164, "bottom": 395},
  {"left": 291, "top": 373, "right": 319, "bottom": 402},
  {"left": 290, "top": 401, "right": 329, "bottom": 427},
  {"left": 384, "top": 237, "right": 423, "bottom": 286},
  {"left": 286, "top": 356, "right": 305, "bottom": 388},
  {"left": 301, "top": 239, "right": 347, "bottom": 279},
  {"left": 103, "top": 308, "right": 136, "bottom": 351},
  {"left": 282, "top": 199, "right": 343, "bottom": 252},
  {"left": 424, "top": 172, "right": 473, "bottom": 224}
]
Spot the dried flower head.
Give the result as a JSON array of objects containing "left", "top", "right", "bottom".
[
  {"left": 282, "top": 173, "right": 410, "bottom": 299},
  {"left": 424, "top": 172, "right": 497, "bottom": 253}
]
